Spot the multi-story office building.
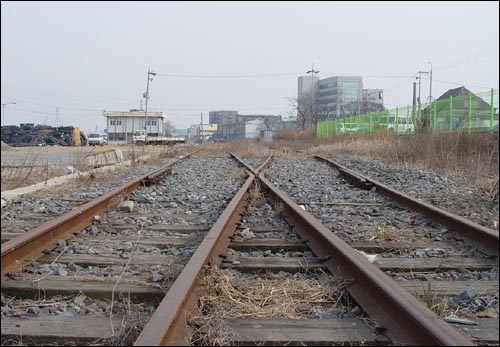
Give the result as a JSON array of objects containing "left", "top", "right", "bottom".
[
  {"left": 298, "top": 75, "right": 320, "bottom": 98},
  {"left": 297, "top": 75, "right": 384, "bottom": 120},
  {"left": 209, "top": 110, "right": 238, "bottom": 128},
  {"left": 315, "top": 76, "right": 363, "bottom": 119}
]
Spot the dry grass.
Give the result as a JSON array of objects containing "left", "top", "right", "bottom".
[
  {"left": 421, "top": 282, "right": 449, "bottom": 317},
  {"left": 194, "top": 130, "right": 498, "bottom": 197},
  {"left": 186, "top": 130, "right": 499, "bottom": 197},
  {"left": 309, "top": 131, "right": 499, "bottom": 195},
  {"left": 0, "top": 144, "right": 184, "bottom": 191},
  {"left": 188, "top": 266, "right": 349, "bottom": 345},
  {"left": 90, "top": 307, "right": 153, "bottom": 346},
  {"left": 3, "top": 131, "right": 498, "bottom": 197}
]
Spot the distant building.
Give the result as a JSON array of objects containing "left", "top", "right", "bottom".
[
  {"left": 172, "top": 128, "right": 188, "bottom": 142},
  {"left": 432, "top": 86, "right": 495, "bottom": 130},
  {"left": 235, "top": 118, "right": 268, "bottom": 140},
  {"left": 209, "top": 111, "right": 281, "bottom": 141},
  {"left": 188, "top": 124, "right": 218, "bottom": 142},
  {"left": 209, "top": 110, "right": 238, "bottom": 128},
  {"left": 361, "top": 89, "right": 385, "bottom": 114},
  {"left": 316, "top": 76, "right": 363, "bottom": 119},
  {"left": 298, "top": 75, "right": 320, "bottom": 98},
  {"left": 103, "top": 110, "right": 164, "bottom": 145},
  {"left": 297, "top": 75, "right": 384, "bottom": 120}
]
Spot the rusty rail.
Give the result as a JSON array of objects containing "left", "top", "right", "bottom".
[
  {"left": 310, "top": 154, "right": 499, "bottom": 252},
  {"left": 136, "top": 153, "right": 472, "bottom": 345},
  {"left": 135, "top": 154, "right": 274, "bottom": 345},
  {"left": 134, "top": 174, "right": 255, "bottom": 345},
  {"left": 1, "top": 149, "right": 201, "bottom": 276},
  {"left": 229, "top": 152, "right": 273, "bottom": 176},
  {"left": 258, "top": 172, "right": 473, "bottom": 346}
]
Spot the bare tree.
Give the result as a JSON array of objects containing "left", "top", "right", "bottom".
[
  {"left": 164, "top": 120, "right": 175, "bottom": 135},
  {"left": 288, "top": 94, "right": 317, "bottom": 130},
  {"left": 263, "top": 116, "right": 280, "bottom": 130}
]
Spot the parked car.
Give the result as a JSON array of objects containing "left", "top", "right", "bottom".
[
  {"left": 379, "top": 116, "right": 414, "bottom": 135},
  {"left": 88, "top": 133, "right": 107, "bottom": 146},
  {"left": 336, "top": 123, "right": 361, "bottom": 134}
]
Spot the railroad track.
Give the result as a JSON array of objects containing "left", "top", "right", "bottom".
[{"left": 1, "top": 152, "right": 498, "bottom": 345}]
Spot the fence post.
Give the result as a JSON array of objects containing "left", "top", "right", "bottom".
[
  {"left": 491, "top": 88, "right": 495, "bottom": 133},
  {"left": 449, "top": 96, "right": 453, "bottom": 132},
  {"left": 386, "top": 110, "right": 389, "bottom": 135},
  {"left": 433, "top": 99, "right": 437, "bottom": 132},
  {"left": 417, "top": 102, "right": 422, "bottom": 131},
  {"left": 406, "top": 106, "right": 410, "bottom": 135},
  {"left": 395, "top": 107, "right": 399, "bottom": 135},
  {"left": 468, "top": 92, "right": 472, "bottom": 134}
]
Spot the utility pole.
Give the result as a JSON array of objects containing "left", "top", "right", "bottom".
[
  {"left": 412, "top": 80, "right": 417, "bottom": 119},
  {"left": 416, "top": 68, "right": 432, "bottom": 105},
  {"left": 416, "top": 74, "right": 422, "bottom": 106},
  {"left": 306, "top": 63, "right": 319, "bottom": 126},
  {"left": 2, "top": 101, "right": 16, "bottom": 126},
  {"left": 200, "top": 112, "right": 204, "bottom": 144},
  {"left": 428, "top": 61, "right": 433, "bottom": 103},
  {"left": 143, "top": 68, "right": 156, "bottom": 143},
  {"left": 56, "top": 107, "right": 59, "bottom": 129}
]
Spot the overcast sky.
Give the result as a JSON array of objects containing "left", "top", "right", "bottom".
[{"left": 1, "top": 1, "right": 499, "bottom": 134}]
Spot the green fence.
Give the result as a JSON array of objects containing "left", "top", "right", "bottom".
[{"left": 316, "top": 89, "right": 499, "bottom": 138}]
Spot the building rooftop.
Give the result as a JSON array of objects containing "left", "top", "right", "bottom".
[{"left": 103, "top": 111, "right": 164, "bottom": 118}]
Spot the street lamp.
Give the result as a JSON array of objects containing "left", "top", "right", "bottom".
[
  {"left": 2, "top": 101, "right": 16, "bottom": 127},
  {"left": 306, "top": 64, "right": 319, "bottom": 126}
]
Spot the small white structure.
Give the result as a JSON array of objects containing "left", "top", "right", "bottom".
[
  {"left": 236, "top": 118, "right": 267, "bottom": 139},
  {"left": 188, "top": 124, "right": 218, "bottom": 143},
  {"left": 104, "top": 110, "right": 164, "bottom": 145},
  {"left": 260, "top": 129, "right": 274, "bottom": 142}
]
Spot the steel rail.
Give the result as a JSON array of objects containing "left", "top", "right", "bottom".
[
  {"left": 134, "top": 173, "right": 255, "bottom": 346},
  {"left": 311, "top": 154, "right": 499, "bottom": 252},
  {"left": 258, "top": 171, "right": 473, "bottom": 346},
  {"left": 136, "top": 153, "right": 471, "bottom": 345},
  {"left": 1, "top": 149, "right": 201, "bottom": 276},
  {"left": 135, "top": 154, "right": 274, "bottom": 345},
  {"left": 228, "top": 152, "right": 273, "bottom": 176}
]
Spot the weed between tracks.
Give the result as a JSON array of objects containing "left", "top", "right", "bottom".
[{"left": 188, "top": 266, "right": 350, "bottom": 346}]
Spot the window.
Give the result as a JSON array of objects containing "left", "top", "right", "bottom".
[
  {"left": 110, "top": 119, "right": 122, "bottom": 126},
  {"left": 147, "top": 120, "right": 157, "bottom": 126},
  {"left": 342, "top": 89, "right": 359, "bottom": 95},
  {"left": 342, "top": 81, "right": 360, "bottom": 88}
]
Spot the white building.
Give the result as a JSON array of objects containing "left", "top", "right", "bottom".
[
  {"left": 188, "top": 124, "right": 218, "bottom": 143},
  {"left": 103, "top": 110, "right": 164, "bottom": 145},
  {"left": 236, "top": 118, "right": 267, "bottom": 139}
]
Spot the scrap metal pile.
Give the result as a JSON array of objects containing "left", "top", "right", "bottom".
[{"left": 1, "top": 123, "right": 87, "bottom": 147}]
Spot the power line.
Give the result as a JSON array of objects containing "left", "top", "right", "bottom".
[
  {"left": 321, "top": 73, "right": 413, "bottom": 79},
  {"left": 384, "top": 77, "right": 415, "bottom": 92},
  {"left": 8, "top": 106, "right": 97, "bottom": 116},
  {"left": 155, "top": 72, "right": 301, "bottom": 78},
  {"left": 433, "top": 79, "right": 493, "bottom": 90},
  {"left": 434, "top": 44, "right": 499, "bottom": 72},
  {"left": 1, "top": 95, "right": 103, "bottom": 112},
  {"left": 2, "top": 83, "right": 136, "bottom": 105}
]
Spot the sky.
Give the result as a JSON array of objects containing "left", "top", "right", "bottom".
[{"left": 1, "top": 1, "right": 499, "bottom": 134}]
